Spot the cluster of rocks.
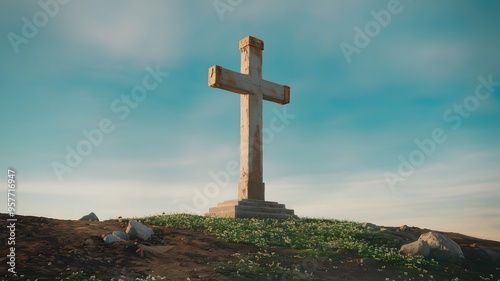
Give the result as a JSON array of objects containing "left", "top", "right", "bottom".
[
  {"left": 359, "top": 222, "right": 465, "bottom": 263},
  {"left": 103, "top": 220, "right": 154, "bottom": 244},
  {"left": 78, "top": 212, "right": 155, "bottom": 244},
  {"left": 79, "top": 213, "right": 175, "bottom": 258},
  {"left": 102, "top": 220, "right": 176, "bottom": 257},
  {"left": 359, "top": 222, "right": 500, "bottom": 264}
]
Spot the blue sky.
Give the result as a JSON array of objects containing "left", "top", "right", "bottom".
[{"left": 1, "top": 0, "right": 499, "bottom": 241}]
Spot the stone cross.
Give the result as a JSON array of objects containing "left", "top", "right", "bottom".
[
  {"left": 206, "top": 36, "right": 294, "bottom": 219},
  {"left": 208, "top": 36, "right": 290, "bottom": 201}
]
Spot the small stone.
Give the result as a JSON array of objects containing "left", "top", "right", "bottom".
[
  {"left": 126, "top": 220, "right": 154, "bottom": 241},
  {"left": 103, "top": 234, "right": 124, "bottom": 244},
  {"left": 399, "top": 225, "right": 408, "bottom": 231},
  {"left": 112, "top": 231, "right": 129, "bottom": 240},
  {"left": 79, "top": 212, "right": 99, "bottom": 222}
]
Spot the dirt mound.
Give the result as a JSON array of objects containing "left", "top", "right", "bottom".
[{"left": 1, "top": 213, "right": 499, "bottom": 280}]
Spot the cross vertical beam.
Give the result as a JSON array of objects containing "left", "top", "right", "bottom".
[
  {"left": 239, "top": 37, "right": 265, "bottom": 200},
  {"left": 208, "top": 36, "right": 290, "bottom": 202}
]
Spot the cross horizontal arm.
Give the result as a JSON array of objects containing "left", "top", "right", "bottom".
[
  {"left": 208, "top": 65, "right": 290, "bottom": 105},
  {"left": 260, "top": 80, "right": 290, "bottom": 105},
  {"left": 209, "top": 65, "right": 253, "bottom": 95}
]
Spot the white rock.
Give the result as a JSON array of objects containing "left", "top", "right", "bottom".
[
  {"left": 419, "top": 232, "right": 464, "bottom": 262},
  {"left": 103, "top": 234, "right": 124, "bottom": 244},
  {"left": 126, "top": 220, "right": 154, "bottom": 241},
  {"left": 400, "top": 240, "right": 430, "bottom": 257}
]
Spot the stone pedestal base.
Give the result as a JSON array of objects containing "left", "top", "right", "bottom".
[{"left": 205, "top": 199, "right": 295, "bottom": 219}]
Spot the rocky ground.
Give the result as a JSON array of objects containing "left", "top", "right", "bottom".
[{"left": 0, "top": 213, "right": 499, "bottom": 281}]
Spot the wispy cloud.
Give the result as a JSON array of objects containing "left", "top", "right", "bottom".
[{"left": 59, "top": 1, "right": 189, "bottom": 62}]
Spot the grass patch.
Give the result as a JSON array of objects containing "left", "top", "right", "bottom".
[{"left": 141, "top": 214, "right": 439, "bottom": 279}]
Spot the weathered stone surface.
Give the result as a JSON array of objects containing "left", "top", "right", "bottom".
[
  {"left": 112, "top": 230, "right": 129, "bottom": 240},
  {"left": 400, "top": 240, "right": 431, "bottom": 257},
  {"left": 103, "top": 234, "right": 124, "bottom": 244},
  {"left": 79, "top": 212, "right": 99, "bottom": 222},
  {"left": 205, "top": 199, "right": 294, "bottom": 219},
  {"left": 126, "top": 220, "right": 154, "bottom": 241},
  {"left": 419, "top": 232, "right": 464, "bottom": 262}
]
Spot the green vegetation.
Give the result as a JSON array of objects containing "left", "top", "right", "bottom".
[
  {"left": 140, "top": 214, "right": 438, "bottom": 280},
  {"left": 28, "top": 214, "right": 439, "bottom": 280}
]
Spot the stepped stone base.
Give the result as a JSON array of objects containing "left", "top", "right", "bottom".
[{"left": 205, "top": 199, "right": 295, "bottom": 219}]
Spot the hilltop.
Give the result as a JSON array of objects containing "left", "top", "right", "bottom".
[{"left": 1, "top": 213, "right": 499, "bottom": 281}]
